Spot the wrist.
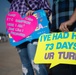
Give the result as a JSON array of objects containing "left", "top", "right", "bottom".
[
  {"left": 69, "top": 17, "right": 76, "bottom": 25},
  {"left": 68, "top": 19, "right": 74, "bottom": 26}
]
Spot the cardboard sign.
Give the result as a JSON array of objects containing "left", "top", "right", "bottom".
[
  {"left": 6, "top": 12, "right": 38, "bottom": 42},
  {"left": 6, "top": 10, "right": 50, "bottom": 46},
  {"left": 34, "top": 32, "right": 76, "bottom": 69}
]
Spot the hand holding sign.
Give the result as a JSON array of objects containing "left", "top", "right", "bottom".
[{"left": 6, "top": 12, "right": 38, "bottom": 42}]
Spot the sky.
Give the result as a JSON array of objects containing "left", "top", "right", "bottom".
[
  {"left": 0, "top": 0, "right": 10, "bottom": 34},
  {"left": 0, "top": 0, "right": 53, "bottom": 34}
]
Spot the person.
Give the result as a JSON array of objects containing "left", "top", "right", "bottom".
[
  {"left": 7, "top": 0, "right": 51, "bottom": 75},
  {"left": 51, "top": 0, "right": 76, "bottom": 32},
  {"left": 59, "top": 8, "right": 76, "bottom": 31},
  {"left": 50, "top": 0, "right": 76, "bottom": 75}
]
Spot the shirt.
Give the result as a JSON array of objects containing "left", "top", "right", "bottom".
[
  {"left": 52, "top": 0, "right": 76, "bottom": 31},
  {"left": 9, "top": 0, "right": 51, "bottom": 16}
]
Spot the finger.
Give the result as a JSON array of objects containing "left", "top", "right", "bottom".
[
  {"left": 26, "top": 11, "right": 31, "bottom": 16},
  {"left": 63, "top": 25, "right": 69, "bottom": 31},
  {"left": 26, "top": 12, "right": 29, "bottom": 16},
  {"left": 60, "top": 24, "right": 69, "bottom": 32},
  {"left": 26, "top": 11, "right": 30, "bottom": 16},
  {"left": 59, "top": 24, "right": 64, "bottom": 31},
  {"left": 29, "top": 11, "right": 34, "bottom": 15}
]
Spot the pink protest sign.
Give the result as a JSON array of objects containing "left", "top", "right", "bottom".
[{"left": 6, "top": 12, "right": 38, "bottom": 42}]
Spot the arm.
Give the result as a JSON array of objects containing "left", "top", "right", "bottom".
[
  {"left": 69, "top": 8, "right": 76, "bottom": 24},
  {"left": 59, "top": 8, "right": 76, "bottom": 31}
]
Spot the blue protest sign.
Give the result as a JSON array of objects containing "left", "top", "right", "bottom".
[{"left": 6, "top": 10, "right": 50, "bottom": 46}]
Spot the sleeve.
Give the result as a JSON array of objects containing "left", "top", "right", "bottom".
[{"left": 40, "top": 0, "right": 52, "bottom": 17}]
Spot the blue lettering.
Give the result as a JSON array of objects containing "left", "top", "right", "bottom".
[
  {"left": 58, "top": 33, "right": 62, "bottom": 39},
  {"left": 63, "top": 32, "right": 69, "bottom": 38},
  {"left": 52, "top": 32, "right": 69, "bottom": 40},
  {"left": 68, "top": 42, "right": 74, "bottom": 49},
  {"left": 56, "top": 42, "right": 62, "bottom": 49},
  {"left": 40, "top": 34, "right": 51, "bottom": 42},
  {"left": 40, "top": 35, "right": 43, "bottom": 42},
  {"left": 46, "top": 44, "right": 54, "bottom": 50},
  {"left": 52, "top": 33, "right": 58, "bottom": 40},
  {"left": 74, "top": 43, "right": 76, "bottom": 50},
  {"left": 72, "top": 32, "right": 76, "bottom": 39},
  {"left": 56, "top": 42, "right": 76, "bottom": 50},
  {"left": 62, "top": 42, "right": 68, "bottom": 49}
]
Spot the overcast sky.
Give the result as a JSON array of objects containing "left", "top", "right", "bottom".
[
  {"left": 0, "top": 0, "right": 10, "bottom": 34},
  {"left": 0, "top": 0, "right": 53, "bottom": 34}
]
